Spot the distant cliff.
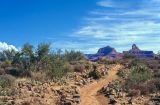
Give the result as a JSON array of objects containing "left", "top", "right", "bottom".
[
  {"left": 85, "top": 46, "right": 120, "bottom": 61},
  {"left": 85, "top": 44, "right": 155, "bottom": 61},
  {"left": 123, "top": 44, "right": 155, "bottom": 58}
]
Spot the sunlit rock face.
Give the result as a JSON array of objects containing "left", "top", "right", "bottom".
[
  {"left": 123, "top": 44, "right": 154, "bottom": 58},
  {"left": 85, "top": 44, "right": 155, "bottom": 61},
  {"left": 85, "top": 46, "right": 120, "bottom": 61},
  {"left": 97, "top": 46, "right": 116, "bottom": 56}
]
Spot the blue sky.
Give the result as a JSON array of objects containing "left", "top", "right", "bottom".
[{"left": 0, "top": 0, "right": 160, "bottom": 53}]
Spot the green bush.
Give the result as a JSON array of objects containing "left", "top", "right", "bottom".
[
  {"left": 73, "top": 64, "right": 85, "bottom": 72},
  {"left": 124, "top": 65, "right": 152, "bottom": 91},
  {"left": 129, "top": 65, "right": 152, "bottom": 83},
  {"left": 117, "top": 70, "right": 127, "bottom": 78},
  {"left": 130, "top": 58, "right": 147, "bottom": 67},
  {"left": 89, "top": 70, "right": 101, "bottom": 79},
  {"left": 0, "top": 42, "right": 85, "bottom": 80},
  {"left": 49, "top": 60, "right": 72, "bottom": 78},
  {"left": 123, "top": 54, "right": 135, "bottom": 59},
  {"left": 64, "top": 50, "right": 84, "bottom": 62},
  {"left": 0, "top": 75, "right": 15, "bottom": 88},
  {"left": 128, "top": 89, "right": 140, "bottom": 97}
]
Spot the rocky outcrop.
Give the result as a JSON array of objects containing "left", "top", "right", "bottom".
[
  {"left": 123, "top": 44, "right": 155, "bottom": 58},
  {"left": 86, "top": 44, "right": 155, "bottom": 61},
  {"left": 58, "top": 86, "right": 81, "bottom": 105},
  {"left": 97, "top": 46, "right": 116, "bottom": 56},
  {"left": 99, "top": 79, "right": 153, "bottom": 105},
  {"left": 85, "top": 46, "right": 120, "bottom": 61}
]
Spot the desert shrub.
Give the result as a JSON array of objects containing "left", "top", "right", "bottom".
[
  {"left": 117, "top": 70, "right": 127, "bottom": 78},
  {"left": 124, "top": 65, "right": 152, "bottom": 91},
  {"left": 154, "top": 70, "right": 160, "bottom": 78},
  {"left": 5, "top": 68, "right": 22, "bottom": 77},
  {"left": 128, "top": 89, "right": 140, "bottom": 97},
  {"left": 89, "top": 70, "right": 101, "bottom": 79},
  {"left": 97, "top": 57, "right": 108, "bottom": 64},
  {"left": 126, "top": 79, "right": 160, "bottom": 96},
  {"left": 31, "top": 72, "right": 48, "bottom": 82},
  {"left": 129, "top": 65, "right": 152, "bottom": 83},
  {"left": 64, "top": 50, "right": 84, "bottom": 62},
  {"left": 20, "top": 70, "right": 32, "bottom": 77},
  {"left": 1, "top": 60, "right": 11, "bottom": 69},
  {"left": 99, "top": 58, "right": 117, "bottom": 65},
  {"left": 5, "top": 68, "right": 31, "bottom": 78},
  {"left": 123, "top": 54, "right": 135, "bottom": 59},
  {"left": 85, "top": 64, "right": 90, "bottom": 70},
  {"left": 0, "top": 42, "right": 86, "bottom": 80},
  {"left": 148, "top": 78, "right": 160, "bottom": 91},
  {"left": 92, "top": 64, "right": 97, "bottom": 71},
  {"left": 49, "top": 60, "right": 72, "bottom": 78},
  {"left": 84, "top": 61, "right": 91, "bottom": 70},
  {"left": 135, "top": 84, "right": 150, "bottom": 95},
  {"left": 0, "top": 69, "right": 5, "bottom": 75},
  {"left": 130, "top": 58, "right": 146, "bottom": 67},
  {"left": 73, "top": 64, "right": 85, "bottom": 72},
  {"left": 146, "top": 80, "right": 157, "bottom": 93},
  {"left": 0, "top": 78, "right": 9, "bottom": 88},
  {"left": 135, "top": 82, "right": 157, "bottom": 95},
  {"left": 0, "top": 75, "right": 15, "bottom": 88}
]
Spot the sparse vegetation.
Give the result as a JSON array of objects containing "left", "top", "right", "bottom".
[
  {"left": 0, "top": 43, "right": 85, "bottom": 80},
  {"left": 123, "top": 53, "right": 135, "bottom": 59},
  {"left": 119, "top": 57, "right": 160, "bottom": 97},
  {"left": 0, "top": 42, "right": 159, "bottom": 105},
  {"left": 129, "top": 65, "right": 152, "bottom": 83},
  {"left": 123, "top": 64, "right": 152, "bottom": 94},
  {"left": 0, "top": 75, "right": 15, "bottom": 88},
  {"left": 117, "top": 69, "right": 128, "bottom": 78},
  {"left": 89, "top": 69, "right": 101, "bottom": 79},
  {"left": 88, "top": 64, "right": 101, "bottom": 79}
]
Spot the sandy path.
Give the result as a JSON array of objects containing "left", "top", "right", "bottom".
[{"left": 79, "top": 64, "right": 122, "bottom": 105}]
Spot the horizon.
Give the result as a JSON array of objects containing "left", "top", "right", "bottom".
[
  {"left": 0, "top": 0, "right": 160, "bottom": 53},
  {"left": 0, "top": 41, "right": 158, "bottom": 54}
]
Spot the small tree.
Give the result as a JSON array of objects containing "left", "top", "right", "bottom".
[
  {"left": 21, "top": 43, "right": 34, "bottom": 70},
  {"left": 36, "top": 43, "right": 50, "bottom": 60},
  {"left": 3, "top": 49, "right": 16, "bottom": 61},
  {"left": 64, "top": 50, "right": 84, "bottom": 62},
  {"left": 49, "top": 59, "right": 71, "bottom": 78},
  {"left": 36, "top": 43, "right": 51, "bottom": 71},
  {"left": 12, "top": 52, "right": 23, "bottom": 69}
]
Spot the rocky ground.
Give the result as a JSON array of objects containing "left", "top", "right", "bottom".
[
  {"left": 79, "top": 64, "right": 122, "bottom": 105},
  {"left": 99, "top": 79, "right": 160, "bottom": 105},
  {"left": 0, "top": 64, "right": 117, "bottom": 105},
  {"left": 3, "top": 65, "right": 160, "bottom": 105},
  {"left": 2, "top": 63, "right": 158, "bottom": 105}
]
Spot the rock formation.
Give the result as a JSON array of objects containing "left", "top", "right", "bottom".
[
  {"left": 85, "top": 44, "right": 155, "bottom": 61},
  {"left": 123, "top": 44, "right": 155, "bottom": 58},
  {"left": 85, "top": 46, "right": 120, "bottom": 61}
]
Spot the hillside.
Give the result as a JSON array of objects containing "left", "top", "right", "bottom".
[{"left": 0, "top": 43, "right": 159, "bottom": 105}]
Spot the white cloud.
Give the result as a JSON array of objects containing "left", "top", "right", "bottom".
[
  {"left": 0, "top": 42, "right": 17, "bottom": 52},
  {"left": 75, "top": 24, "right": 109, "bottom": 39},
  {"left": 97, "top": 0, "right": 115, "bottom": 7},
  {"left": 72, "top": 0, "right": 160, "bottom": 53}
]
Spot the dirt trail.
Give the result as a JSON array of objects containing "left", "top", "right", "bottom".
[{"left": 79, "top": 64, "right": 122, "bottom": 105}]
